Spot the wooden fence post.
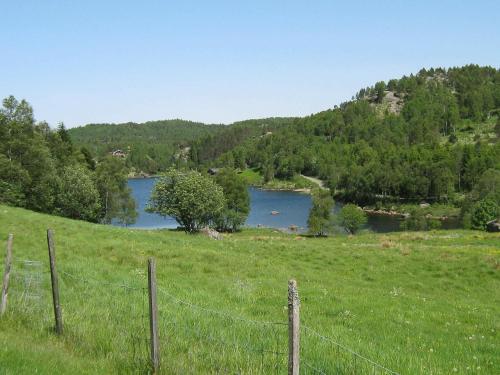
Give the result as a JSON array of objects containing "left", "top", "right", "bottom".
[
  {"left": 288, "top": 279, "right": 300, "bottom": 375},
  {"left": 148, "top": 257, "right": 160, "bottom": 373},
  {"left": 47, "top": 229, "right": 63, "bottom": 335},
  {"left": 0, "top": 234, "right": 14, "bottom": 316}
]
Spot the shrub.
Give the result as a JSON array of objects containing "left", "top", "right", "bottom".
[
  {"left": 339, "top": 204, "right": 367, "bottom": 234},
  {"left": 308, "top": 189, "right": 334, "bottom": 236},
  {"left": 213, "top": 168, "right": 250, "bottom": 232},
  {"left": 148, "top": 169, "right": 225, "bottom": 233}
]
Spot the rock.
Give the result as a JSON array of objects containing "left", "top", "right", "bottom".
[
  {"left": 420, "top": 202, "right": 430, "bottom": 208},
  {"left": 486, "top": 219, "right": 500, "bottom": 232},
  {"left": 289, "top": 224, "right": 298, "bottom": 231},
  {"left": 200, "top": 227, "right": 223, "bottom": 240}
]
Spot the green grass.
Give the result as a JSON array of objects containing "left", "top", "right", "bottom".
[{"left": 0, "top": 205, "right": 499, "bottom": 374}]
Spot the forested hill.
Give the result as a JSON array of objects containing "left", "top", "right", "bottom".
[
  {"left": 68, "top": 117, "right": 296, "bottom": 174},
  {"left": 68, "top": 119, "right": 225, "bottom": 173},
  {"left": 190, "top": 64, "right": 500, "bottom": 205}
]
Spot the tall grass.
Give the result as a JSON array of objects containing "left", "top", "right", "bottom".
[{"left": 0, "top": 205, "right": 498, "bottom": 374}]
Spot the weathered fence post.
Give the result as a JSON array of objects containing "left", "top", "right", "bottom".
[
  {"left": 288, "top": 279, "right": 300, "bottom": 375},
  {"left": 47, "top": 229, "right": 63, "bottom": 335},
  {"left": 0, "top": 234, "right": 14, "bottom": 315},
  {"left": 148, "top": 257, "right": 160, "bottom": 373}
]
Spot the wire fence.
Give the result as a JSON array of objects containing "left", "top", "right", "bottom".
[{"left": 2, "top": 234, "right": 401, "bottom": 374}]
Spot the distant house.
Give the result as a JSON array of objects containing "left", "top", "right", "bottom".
[{"left": 110, "top": 149, "right": 127, "bottom": 158}]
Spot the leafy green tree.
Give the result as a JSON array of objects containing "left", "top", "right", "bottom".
[
  {"left": 374, "top": 81, "right": 386, "bottom": 103},
  {"left": 470, "top": 198, "right": 499, "bottom": 230},
  {"left": 339, "top": 204, "right": 367, "bottom": 234},
  {"left": 213, "top": 168, "right": 250, "bottom": 232},
  {"left": 55, "top": 166, "right": 101, "bottom": 222},
  {"left": 149, "top": 169, "right": 225, "bottom": 233},
  {"left": 80, "top": 146, "right": 96, "bottom": 170},
  {"left": 461, "top": 169, "right": 500, "bottom": 228},
  {"left": 308, "top": 189, "right": 334, "bottom": 236},
  {"left": 95, "top": 156, "right": 137, "bottom": 224},
  {"left": 114, "top": 190, "right": 138, "bottom": 226},
  {"left": 495, "top": 118, "right": 500, "bottom": 138}
]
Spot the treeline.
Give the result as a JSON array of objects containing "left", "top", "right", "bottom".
[
  {"left": 189, "top": 117, "right": 297, "bottom": 166},
  {"left": 0, "top": 96, "right": 136, "bottom": 224},
  {"left": 68, "top": 120, "right": 225, "bottom": 174},
  {"left": 191, "top": 65, "right": 500, "bottom": 208}
]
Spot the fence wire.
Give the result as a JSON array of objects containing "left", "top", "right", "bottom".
[
  {"left": 302, "top": 324, "right": 400, "bottom": 375},
  {"left": 5, "top": 256, "right": 400, "bottom": 374},
  {"left": 157, "top": 285, "right": 286, "bottom": 327}
]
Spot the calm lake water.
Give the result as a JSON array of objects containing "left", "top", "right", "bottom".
[{"left": 117, "top": 178, "right": 457, "bottom": 233}]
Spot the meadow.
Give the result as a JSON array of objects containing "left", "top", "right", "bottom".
[{"left": 0, "top": 204, "right": 498, "bottom": 374}]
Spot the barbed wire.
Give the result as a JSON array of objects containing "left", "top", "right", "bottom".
[
  {"left": 59, "top": 270, "right": 146, "bottom": 292},
  {"left": 157, "top": 285, "right": 287, "bottom": 327},
  {"left": 302, "top": 360, "right": 327, "bottom": 374},
  {"left": 164, "top": 312, "right": 287, "bottom": 360},
  {"left": 302, "top": 325, "right": 399, "bottom": 375}
]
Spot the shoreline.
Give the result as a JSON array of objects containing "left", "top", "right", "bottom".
[{"left": 362, "top": 208, "right": 458, "bottom": 221}]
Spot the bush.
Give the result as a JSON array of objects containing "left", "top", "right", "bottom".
[
  {"left": 400, "top": 209, "right": 442, "bottom": 231},
  {"left": 470, "top": 198, "right": 499, "bottom": 230},
  {"left": 213, "top": 168, "right": 250, "bottom": 232},
  {"left": 148, "top": 169, "right": 225, "bottom": 233},
  {"left": 461, "top": 169, "right": 500, "bottom": 230},
  {"left": 339, "top": 204, "right": 367, "bottom": 234},
  {"left": 55, "top": 166, "right": 101, "bottom": 222},
  {"left": 308, "top": 189, "right": 334, "bottom": 236}
]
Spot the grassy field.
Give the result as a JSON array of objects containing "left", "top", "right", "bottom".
[{"left": 0, "top": 205, "right": 498, "bottom": 374}]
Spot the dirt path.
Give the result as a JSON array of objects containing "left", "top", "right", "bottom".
[{"left": 300, "top": 175, "right": 328, "bottom": 190}]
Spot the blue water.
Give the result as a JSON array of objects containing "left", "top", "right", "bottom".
[{"left": 120, "top": 177, "right": 410, "bottom": 232}]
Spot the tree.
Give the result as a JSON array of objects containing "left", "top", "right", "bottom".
[
  {"left": 148, "top": 169, "right": 225, "bottom": 233},
  {"left": 495, "top": 118, "right": 500, "bottom": 138},
  {"left": 80, "top": 146, "right": 96, "bottom": 170},
  {"left": 308, "top": 189, "right": 334, "bottom": 236},
  {"left": 339, "top": 204, "right": 367, "bottom": 234},
  {"left": 95, "top": 156, "right": 137, "bottom": 224},
  {"left": 213, "top": 168, "right": 250, "bottom": 232},
  {"left": 374, "top": 81, "right": 386, "bottom": 103},
  {"left": 470, "top": 198, "right": 499, "bottom": 230},
  {"left": 461, "top": 169, "right": 500, "bottom": 228},
  {"left": 55, "top": 166, "right": 101, "bottom": 222}
]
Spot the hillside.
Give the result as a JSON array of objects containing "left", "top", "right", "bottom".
[
  {"left": 1, "top": 205, "right": 499, "bottom": 374},
  {"left": 68, "top": 120, "right": 224, "bottom": 174},
  {"left": 68, "top": 118, "right": 296, "bottom": 174},
  {"left": 191, "top": 65, "right": 500, "bottom": 205}
]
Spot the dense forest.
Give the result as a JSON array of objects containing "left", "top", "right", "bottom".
[
  {"left": 189, "top": 65, "right": 499, "bottom": 208},
  {"left": 68, "top": 118, "right": 298, "bottom": 174},
  {"left": 68, "top": 120, "right": 225, "bottom": 174},
  {"left": 0, "top": 96, "right": 136, "bottom": 224}
]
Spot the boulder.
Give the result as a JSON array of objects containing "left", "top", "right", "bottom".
[
  {"left": 200, "top": 227, "right": 223, "bottom": 240},
  {"left": 486, "top": 219, "right": 500, "bottom": 233}
]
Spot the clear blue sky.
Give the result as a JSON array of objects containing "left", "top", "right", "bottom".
[{"left": 1, "top": 1, "right": 499, "bottom": 128}]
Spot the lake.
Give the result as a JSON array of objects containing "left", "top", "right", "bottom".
[{"left": 117, "top": 178, "right": 457, "bottom": 233}]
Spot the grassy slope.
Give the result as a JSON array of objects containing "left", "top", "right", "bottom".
[{"left": 0, "top": 205, "right": 498, "bottom": 374}]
